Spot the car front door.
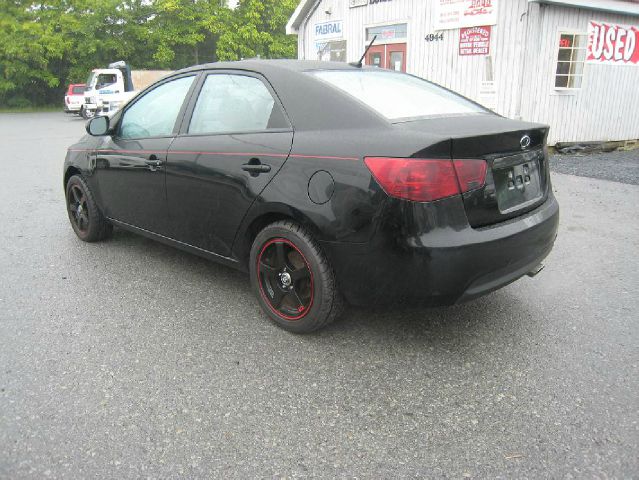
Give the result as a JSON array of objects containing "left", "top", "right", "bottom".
[
  {"left": 93, "top": 74, "right": 197, "bottom": 234},
  {"left": 165, "top": 71, "right": 294, "bottom": 258}
]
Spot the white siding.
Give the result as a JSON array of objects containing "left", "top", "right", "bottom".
[
  {"left": 296, "top": 0, "right": 639, "bottom": 144},
  {"left": 521, "top": 4, "right": 639, "bottom": 144}
]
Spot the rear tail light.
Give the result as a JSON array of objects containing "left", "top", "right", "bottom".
[
  {"left": 364, "top": 157, "right": 487, "bottom": 203},
  {"left": 453, "top": 159, "right": 488, "bottom": 193},
  {"left": 65, "top": 97, "right": 70, "bottom": 104}
]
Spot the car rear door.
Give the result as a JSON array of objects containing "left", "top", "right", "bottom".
[
  {"left": 165, "top": 71, "right": 293, "bottom": 258},
  {"left": 93, "top": 74, "right": 197, "bottom": 234}
]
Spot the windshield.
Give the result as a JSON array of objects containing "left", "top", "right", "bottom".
[
  {"left": 311, "top": 70, "right": 487, "bottom": 121},
  {"left": 72, "top": 85, "right": 85, "bottom": 94},
  {"left": 85, "top": 72, "right": 96, "bottom": 89}
]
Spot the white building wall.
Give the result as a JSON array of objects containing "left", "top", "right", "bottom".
[
  {"left": 297, "top": 0, "right": 639, "bottom": 145},
  {"left": 521, "top": 4, "right": 639, "bottom": 143}
]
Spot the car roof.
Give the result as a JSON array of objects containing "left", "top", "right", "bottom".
[
  {"left": 180, "top": 59, "right": 362, "bottom": 74},
  {"left": 173, "top": 60, "right": 389, "bottom": 131}
]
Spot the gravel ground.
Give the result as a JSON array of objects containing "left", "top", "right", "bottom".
[
  {"left": 550, "top": 149, "right": 639, "bottom": 185},
  {"left": 0, "top": 113, "right": 638, "bottom": 478}
]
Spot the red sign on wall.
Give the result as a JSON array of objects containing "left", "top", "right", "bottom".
[
  {"left": 559, "top": 37, "right": 572, "bottom": 48},
  {"left": 587, "top": 21, "right": 639, "bottom": 65},
  {"left": 459, "top": 26, "right": 491, "bottom": 56}
]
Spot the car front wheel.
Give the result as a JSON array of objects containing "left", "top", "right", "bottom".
[
  {"left": 249, "top": 221, "right": 344, "bottom": 333},
  {"left": 65, "top": 175, "right": 112, "bottom": 242}
]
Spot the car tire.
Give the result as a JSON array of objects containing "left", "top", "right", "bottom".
[
  {"left": 250, "top": 221, "right": 344, "bottom": 333},
  {"left": 65, "top": 175, "right": 112, "bottom": 242},
  {"left": 80, "top": 106, "right": 94, "bottom": 120}
]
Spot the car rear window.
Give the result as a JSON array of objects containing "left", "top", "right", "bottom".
[
  {"left": 72, "top": 86, "right": 85, "bottom": 94},
  {"left": 311, "top": 70, "right": 486, "bottom": 121}
]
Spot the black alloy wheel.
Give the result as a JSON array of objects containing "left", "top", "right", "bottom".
[
  {"left": 250, "top": 221, "right": 344, "bottom": 333},
  {"left": 68, "top": 184, "right": 90, "bottom": 234},
  {"left": 65, "top": 175, "right": 112, "bottom": 242},
  {"left": 257, "top": 238, "right": 314, "bottom": 320}
]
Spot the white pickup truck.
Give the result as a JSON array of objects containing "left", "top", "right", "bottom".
[{"left": 81, "top": 61, "right": 172, "bottom": 119}]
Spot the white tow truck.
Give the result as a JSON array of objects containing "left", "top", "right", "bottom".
[{"left": 81, "top": 61, "right": 172, "bottom": 119}]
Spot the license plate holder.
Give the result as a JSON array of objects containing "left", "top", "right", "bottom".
[{"left": 492, "top": 152, "right": 543, "bottom": 214}]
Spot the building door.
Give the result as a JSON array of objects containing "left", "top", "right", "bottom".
[
  {"left": 386, "top": 43, "right": 407, "bottom": 72},
  {"left": 366, "top": 44, "right": 407, "bottom": 72},
  {"left": 367, "top": 45, "right": 385, "bottom": 68}
]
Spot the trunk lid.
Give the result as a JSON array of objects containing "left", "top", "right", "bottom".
[{"left": 397, "top": 114, "right": 550, "bottom": 227}]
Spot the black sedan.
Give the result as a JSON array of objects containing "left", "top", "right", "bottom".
[{"left": 64, "top": 60, "right": 559, "bottom": 333}]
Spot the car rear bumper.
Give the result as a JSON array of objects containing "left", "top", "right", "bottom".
[
  {"left": 320, "top": 192, "right": 559, "bottom": 306},
  {"left": 64, "top": 103, "right": 82, "bottom": 112}
]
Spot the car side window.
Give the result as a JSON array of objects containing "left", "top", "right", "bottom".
[
  {"left": 188, "top": 74, "right": 288, "bottom": 135},
  {"left": 119, "top": 76, "right": 195, "bottom": 139}
]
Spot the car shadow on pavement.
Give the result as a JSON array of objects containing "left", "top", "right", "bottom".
[
  {"left": 321, "top": 291, "right": 537, "bottom": 346},
  {"left": 105, "top": 227, "right": 540, "bottom": 350},
  {"left": 104, "top": 226, "right": 250, "bottom": 283}
]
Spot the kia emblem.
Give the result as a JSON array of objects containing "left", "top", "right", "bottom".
[{"left": 520, "top": 135, "right": 531, "bottom": 150}]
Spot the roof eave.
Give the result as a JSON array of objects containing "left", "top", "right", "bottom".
[
  {"left": 286, "top": 0, "right": 317, "bottom": 35},
  {"left": 528, "top": 0, "right": 639, "bottom": 16}
]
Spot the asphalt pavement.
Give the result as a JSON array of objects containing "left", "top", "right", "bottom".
[
  {"left": 0, "top": 112, "right": 638, "bottom": 478},
  {"left": 550, "top": 149, "right": 639, "bottom": 185}
]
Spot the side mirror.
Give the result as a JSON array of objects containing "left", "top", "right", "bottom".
[{"left": 86, "top": 115, "right": 110, "bottom": 136}]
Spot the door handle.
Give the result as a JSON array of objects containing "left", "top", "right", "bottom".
[
  {"left": 241, "top": 164, "right": 271, "bottom": 173},
  {"left": 145, "top": 155, "right": 164, "bottom": 172},
  {"left": 241, "top": 159, "right": 271, "bottom": 176}
]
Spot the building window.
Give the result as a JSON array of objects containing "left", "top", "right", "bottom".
[
  {"left": 366, "top": 23, "right": 408, "bottom": 42},
  {"left": 555, "top": 33, "right": 586, "bottom": 89},
  {"left": 317, "top": 41, "right": 347, "bottom": 62}
]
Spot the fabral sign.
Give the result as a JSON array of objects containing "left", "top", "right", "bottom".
[
  {"left": 459, "top": 26, "right": 491, "bottom": 55},
  {"left": 315, "top": 20, "right": 343, "bottom": 40},
  {"left": 435, "top": 0, "right": 498, "bottom": 31},
  {"left": 587, "top": 21, "right": 639, "bottom": 65}
]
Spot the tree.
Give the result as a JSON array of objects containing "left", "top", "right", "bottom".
[
  {"left": 150, "top": 0, "right": 229, "bottom": 68},
  {"left": 216, "top": 0, "right": 297, "bottom": 61},
  {"left": 0, "top": 0, "right": 298, "bottom": 107},
  {"left": 0, "top": 0, "right": 71, "bottom": 105},
  {"left": 0, "top": 0, "right": 156, "bottom": 106}
]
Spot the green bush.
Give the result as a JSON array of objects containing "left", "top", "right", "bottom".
[{"left": 5, "top": 97, "right": 33, "bottom": 109}]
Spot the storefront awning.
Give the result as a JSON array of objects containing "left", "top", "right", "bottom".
[{"left": 529, "top": 0, "right": 639, "bottom": 16}]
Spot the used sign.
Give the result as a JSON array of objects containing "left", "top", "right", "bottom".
[
  {"left": 459, "top": 26, "right": 491, "bottom": 55},
  {"left": 587, "top": 21, "right": 639, "bottom": 65},
  {"left": 435, "top": 0, "right": 498, "bottom": 31}
]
